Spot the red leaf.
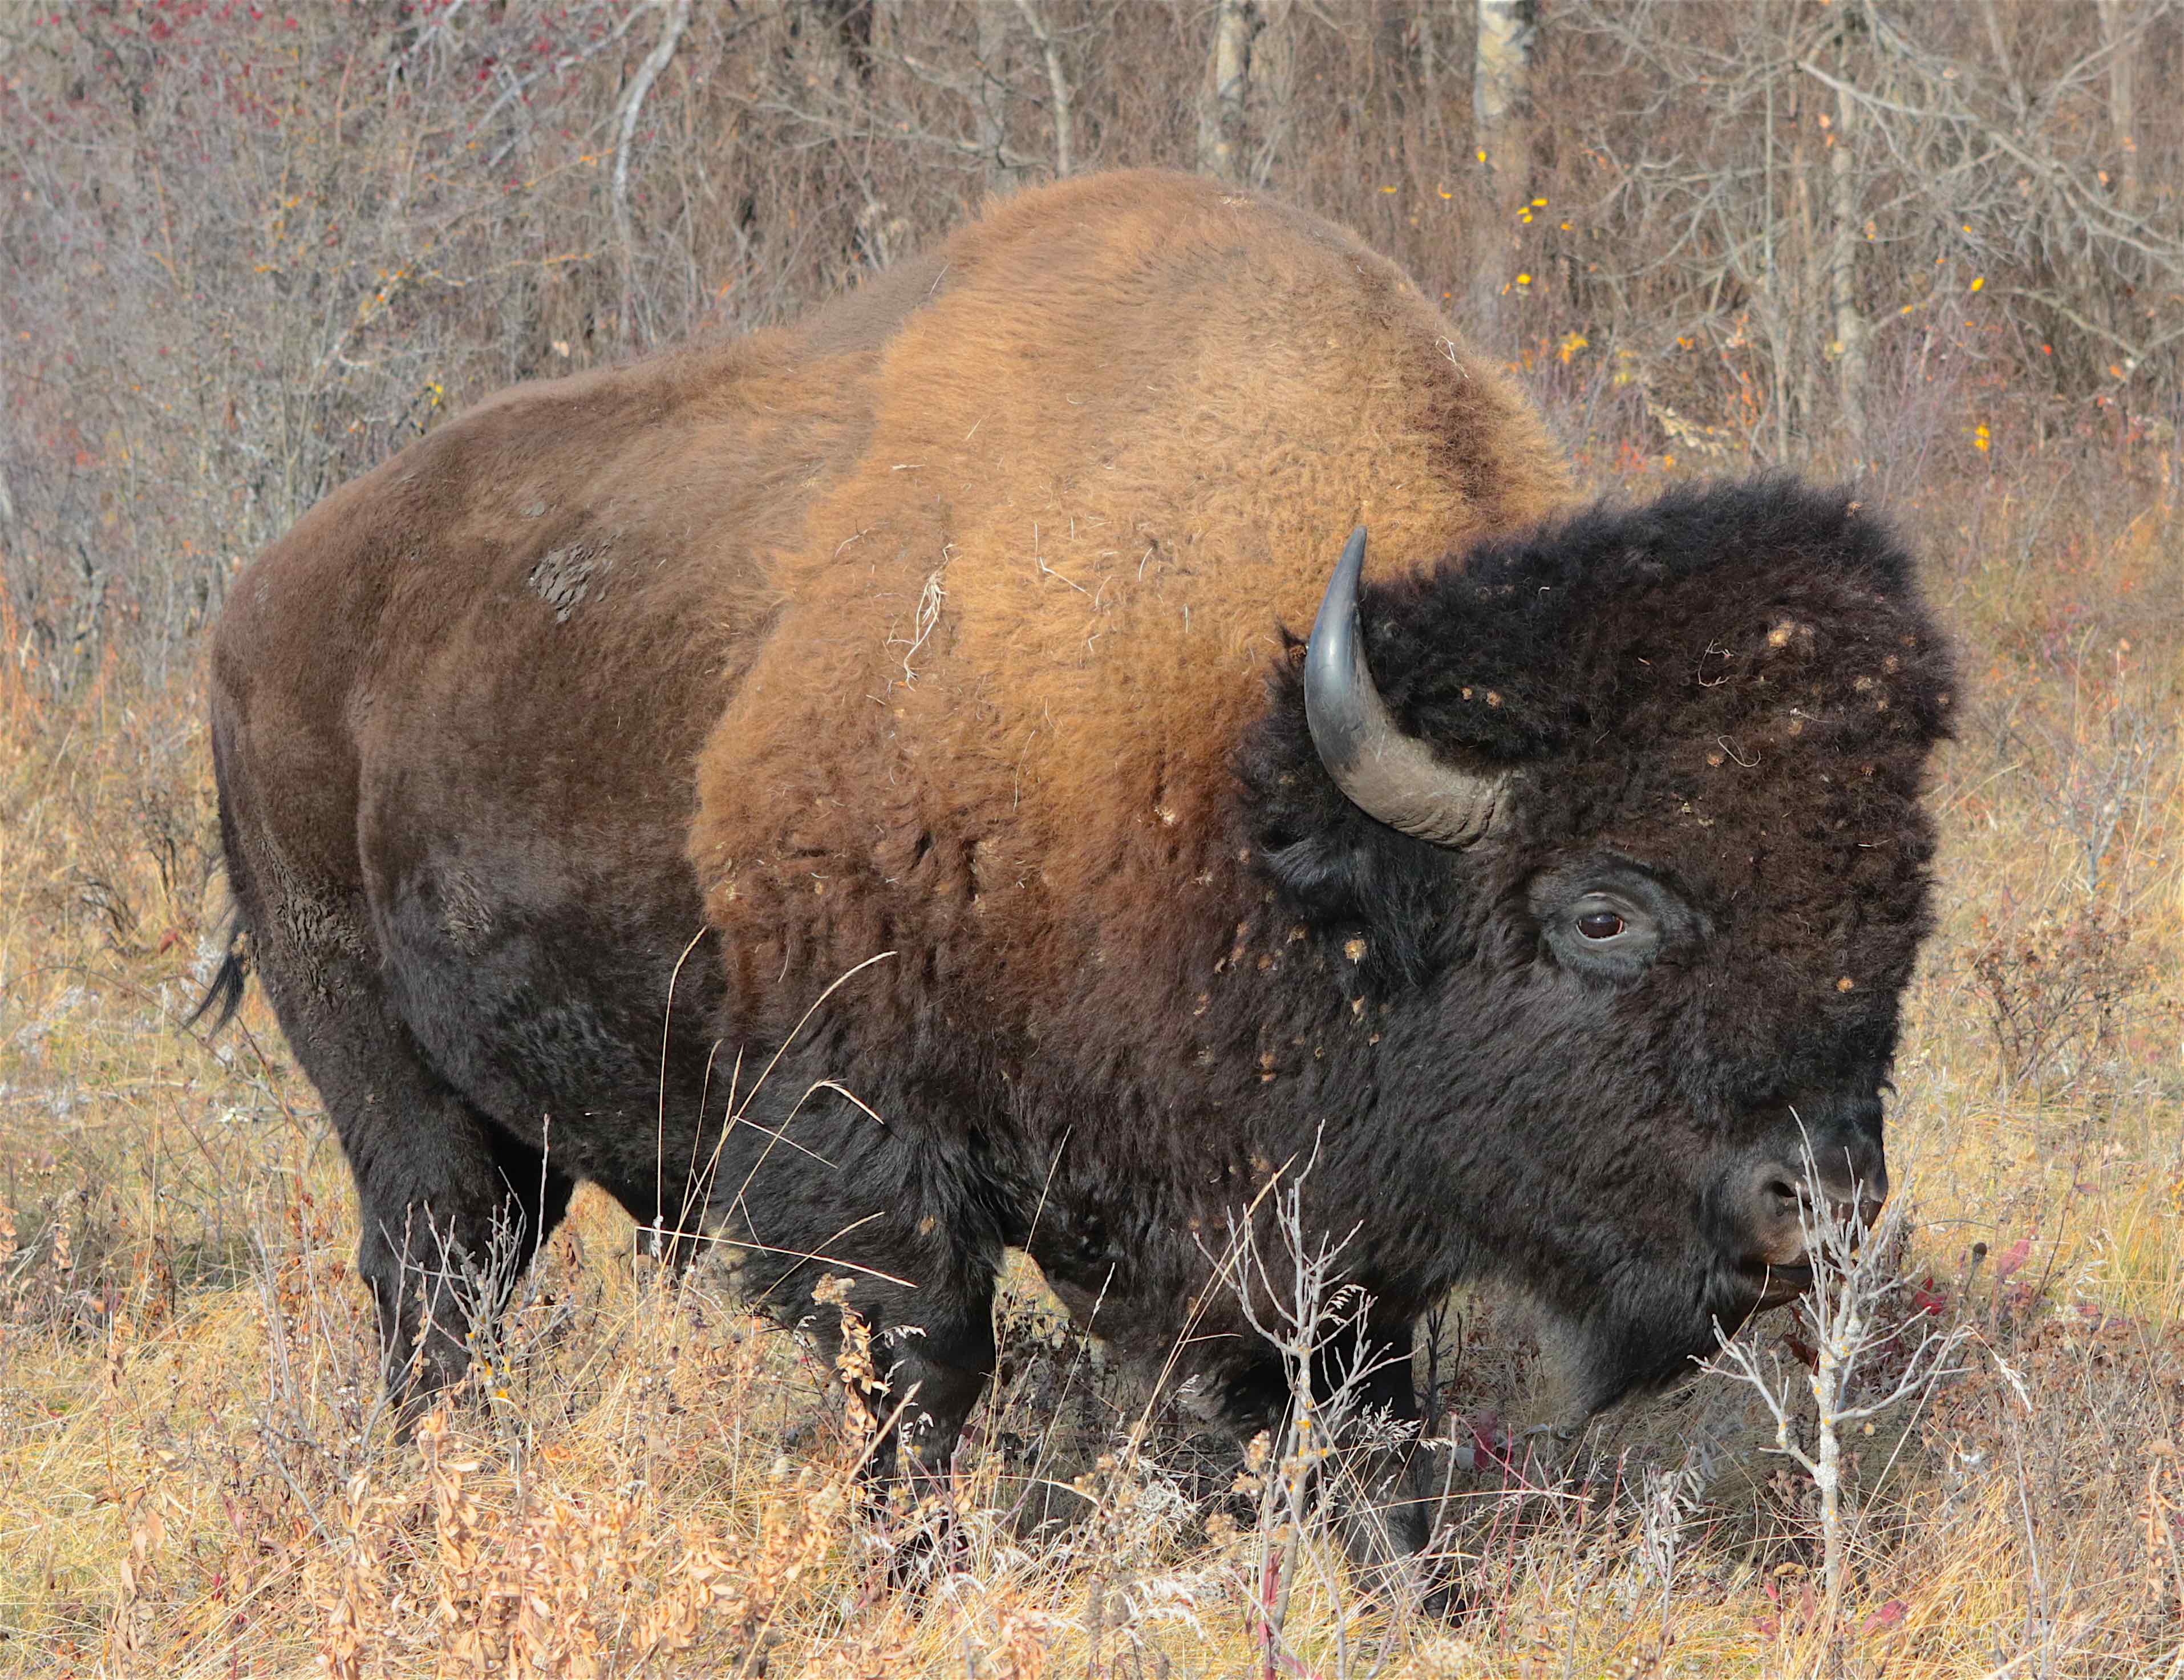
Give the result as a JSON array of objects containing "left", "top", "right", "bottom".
[
  {"left": 1992, "top": 1236, "right": 2032, "bottom": 1282},
  {"left": 1859, "top": 1598, "right": 1907, "bottom": 1635}
]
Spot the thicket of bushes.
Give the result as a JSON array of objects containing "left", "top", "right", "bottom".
[{"left": 4, "top": 0, "right": 2181, "bottom": 691}]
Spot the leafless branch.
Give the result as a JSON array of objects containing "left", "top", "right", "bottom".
[{"left": 613, "top": 0, "right": 692, "bottom": 348}]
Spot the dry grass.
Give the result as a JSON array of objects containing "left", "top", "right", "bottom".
[{"left": 2, "top": 435, "right": 2181, "bottom": 1678}]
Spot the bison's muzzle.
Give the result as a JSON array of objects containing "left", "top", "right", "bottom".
[{"left": 1724, "top": 1093, "right": 1891, "bottom": 1303}]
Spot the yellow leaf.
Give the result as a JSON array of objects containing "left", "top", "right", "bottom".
[
  {"left": 1557, "top": 331, "right": 1590, "bottom": 365},
  {"left": 1970, "top": 276, "right": 1984, "bottom": 292},
  {"left": 1516, "top": 273, "right": 1532, "bottom": 286}
]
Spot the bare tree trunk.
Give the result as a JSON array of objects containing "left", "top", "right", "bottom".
[
  {"left": 1014, "top": 0, "right": 1073, "bottom": 178},
  {"left": 975, "top": 1, "right": 1014, "bottom": 192},
  {"left": 1197, "top": 0, "right": 1257, "bottom": 183},
  {"left": 1825, "top": 53, "right": 1869, "bottom": 460},
  {"left": 1793, "top": 98, "right": 1822, "bottom": 438},
  {"left": 1764, "top": 71, "right": 1792, "bottom": 461},
  {"left": 2096, "top": 0, "right": 2140, "bottom": 216},
  {"left": 1249, "top": 0, "right": 1294, "bottom": 188},
  {"left": 1978, "top": 0, "right": 2028, "bottom": 119},
  {"left": 611, "top": 0, "right": 691, "bottom": 350},
  {"left": 1466, "top": 0, "right": 1535, "bottom": 329},
  {"left": 1444, "top": 0, "right": 1477, "bottom": 123},
  {"left": 1472, "top": 0, "right": 1535, "bottom": 214}
]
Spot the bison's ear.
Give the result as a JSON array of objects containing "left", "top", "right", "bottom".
[{"left": 1235, "top": 642, "right": 1464, "bottom": 988}]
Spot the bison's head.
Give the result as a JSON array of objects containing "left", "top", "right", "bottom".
[{"left": 1238, "top": 479, "right": 1954, "bottom": 1410}]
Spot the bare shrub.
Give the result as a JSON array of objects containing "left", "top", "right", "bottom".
[
  {"left": 1967, "top": 904, "right": 2145, "bottom": 1091},
  {"left": 1707, "top": 1145, "right": 1988, "bottom": 1641},
  {"left": 1221, "top": 1171, "right": 1427, "bottom": 1671}
]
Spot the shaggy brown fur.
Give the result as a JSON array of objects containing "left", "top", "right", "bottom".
[
  {"left": 200, "top": 171, "right": 1950, "bottom": 1570},
  {"left": 687, "top": 173, "right": 1571, "bottom": 1034}
]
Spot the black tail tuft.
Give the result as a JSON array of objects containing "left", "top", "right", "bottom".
[
  {"left": 186, "top": 949, "right": 249, "bottom": 1034},
  {"left": 184, "top": 887, "right": 250, "bottom": 1034}
]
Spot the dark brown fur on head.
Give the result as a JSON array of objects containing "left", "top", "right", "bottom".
[{"left": 1237, "top": 477, "right": 1952, "bottom": 1399}]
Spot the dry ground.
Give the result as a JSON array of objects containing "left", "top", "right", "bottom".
[{"left": 2, "top": 435, "right": 2181, "bottom": 1677}]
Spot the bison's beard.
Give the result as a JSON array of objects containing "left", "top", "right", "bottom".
[{"left": 1558, "top": 1253, "right": 1800, "bottom": 1414}]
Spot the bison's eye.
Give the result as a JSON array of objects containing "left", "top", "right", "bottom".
[{"left": 1533, "top": 875, "right": 1687, "bottom": 983}]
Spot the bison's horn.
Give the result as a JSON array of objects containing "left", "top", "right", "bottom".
[{"left": 1303, "top": 526, "right": 1506, "bottom": 848}]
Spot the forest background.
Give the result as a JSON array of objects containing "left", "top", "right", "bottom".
[{"left": 3, "top": 2, "right": 2183, "bottom": 1675}]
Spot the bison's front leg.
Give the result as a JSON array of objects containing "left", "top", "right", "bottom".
[
  {"left": 1208, "top": 1310, "right": 1443, "bottom": 1594},
  {"left": 798, "top": 1276, "right": 997, "bottom": 1589},
  {"left": 1329, "top": 1316, "right": 1440, "bottom": 1573},
  {"left": 876, "top": 1327, "right": 998, "bottom": 1484},
  {"left": 803, "top": 1280, "right": 997, "bottom": 1487}
]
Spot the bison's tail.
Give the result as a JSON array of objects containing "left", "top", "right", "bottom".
[{"left": 184, "top": 873, "right": 250, "bottom": 1034}]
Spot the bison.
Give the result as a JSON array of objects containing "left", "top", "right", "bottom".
[{"left": 197, "top": 171, "right": 1952, "bottom": 1557}]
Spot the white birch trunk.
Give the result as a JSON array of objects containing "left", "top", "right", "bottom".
[
  {"left": 1197, "top": 0, "right": 1255, "bottom": 183},
  {"left": 1826, "top": 56, "right": 1869, "bottom": 458},
  {"left": 1472, "top": 0, "right": 1534, "bottom": 212},
  {"left": 1013, "top": 0, "right": 1073, "bottom": 178}
]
